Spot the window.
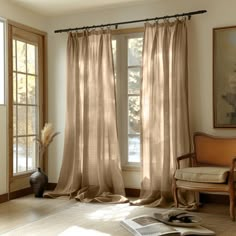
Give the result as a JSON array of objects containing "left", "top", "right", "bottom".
[
  {"left": 8, "top": 22, "right": 46, "bottom": 191},
  {"left": 112, "top": 32, "right": 143, "bottom": 166},
  {"left": 12, "top": 39, "right": 39, "bottom": 174},
  {"left": 0, "top": 19, "right": 5, "bottom": 104}
]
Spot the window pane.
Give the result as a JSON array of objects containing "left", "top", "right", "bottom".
[
  {"left": 28, "top": 136, "right": 36, "bottom": 170},
  {"left": 11, "top": 27, "right": 44, "bottom": 177},
  {"left": 13, "top": 39, "right": 16, "bottom": 71},
  {"left": 128, "top": 96, "right": 140, "bottom": 134},
  {"left": 28, "top": 75, "right": 36, "bottom": 104},
  {"left": 13, "top": 105, "right": 17, "bottom": 136},
  {"left": 0, "top": 21, "right": 4, "bottom": 104},
  {"left": 17, "top": 137, "right": 27, "bottom": 172},
  {"left": 17, "top": 40, "right": 26, "bottom": 73},
  {"left": 128, "top": 37, "right": 143, "bottom": 66},
  {"left": 28, "top": 106, "right": 37, "bottom": 135},
  {"left": 128, "top": 135, "right": 140, "bottom": 162},
  {"left": 17, "top": 73, "right": 27, "bottom": 104},
  {"left": 13, "top": 72, "right": 17, "bottom": 103},
  {"left": 128, "top": 68, "right": 140, "bottom": 94},
  {"left": 27, "top": 44, "right": 36, "bottom": 74},
  {"left": 13, "top": 138, "right": 17, "bottom": 173},
  {"left": 17, "top": 105, "right": 27, "bottom": 135}
]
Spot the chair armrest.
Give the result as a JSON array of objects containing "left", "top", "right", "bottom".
[{"left": 176, "top": 153, "right": 195, "bottom": 169}]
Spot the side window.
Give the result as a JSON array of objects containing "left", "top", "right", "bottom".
[
  {"left": 12, "top": 38, "right": 39, "bottom": 174},
  {"left": 8, "top": 22, "right": 46, "bottom": 195},
  {"left": 112, "top": 32, "right": 143, "bottom": 167}
]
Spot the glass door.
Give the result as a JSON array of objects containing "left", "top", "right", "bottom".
[{"left": 8, "top": 23, "right": 46, "bottom": 196}]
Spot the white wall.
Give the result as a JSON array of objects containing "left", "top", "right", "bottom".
[
  {"left": 0, "top": 1, "right": 48, "bottom": 194},
  {"left": 47, "top": 0, "right": 236, "bottom": 188},
  {"left": 2, "top": 0, "right": 236, "bottom": 193},
  {"left": 0, "top": 106, "right": 7, "bottom": 194},
  {"left": 0, "top": 0, "right": 47, "bottom": 31}
]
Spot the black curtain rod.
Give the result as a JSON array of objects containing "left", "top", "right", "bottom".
[{"left": 54, "top": 9, "right": 207, "bottom": 33}]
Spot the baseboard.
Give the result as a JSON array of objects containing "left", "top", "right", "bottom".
[
  {"left": 47, "top": 183, "right": 57, "bottom": 191},
  {"left": 0, "top": 193, "right": 8, "bottom": 203},
  {"left": 1, "top": 183, "right": 57, "bottom": 202},
  {"left": 125, "top": 188, "right": 140, "bottom": 197},
  {"left": 9, "top": 187, "right": 33, "bottom": 200}
]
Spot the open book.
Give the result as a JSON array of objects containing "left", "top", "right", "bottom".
[{"left": 120, "top": 215, "right": 215, "bottom": 236}]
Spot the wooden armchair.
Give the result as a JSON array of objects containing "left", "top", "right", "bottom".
[{"left": 172, "top": 132, "right": 236, "bottom": 220}]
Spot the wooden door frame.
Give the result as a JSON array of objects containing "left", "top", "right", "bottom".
[{"left": 7, "top": 20, "right": 47, "bottom": 197}]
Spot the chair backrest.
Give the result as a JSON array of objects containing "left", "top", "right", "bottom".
[{"left": 194, "top": 132, "right": 236, "bottom": 166}]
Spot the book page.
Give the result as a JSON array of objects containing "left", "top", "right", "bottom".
[
  {"left": 136, "top": 223, "right": 180, "bottom": 236},
  {"left": 121, "top": 214, "right": 215, "bottom": 236},
  {"left": 173, "top": 225, "right": 215, "bottom": 236},
  {"left": 121, "top": 216, "right": 180, "bottom": 236}
]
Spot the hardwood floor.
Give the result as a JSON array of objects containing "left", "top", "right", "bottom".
[
  {"left": 1, "top": 194, "right": 236, "bottom": 235},
  {"left": 0, "top": 194, "right": 76, "bottom": 234}
]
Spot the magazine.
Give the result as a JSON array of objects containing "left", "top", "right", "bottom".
[{"left": 120, "top": 215, "right": 215, "bottom": 236}]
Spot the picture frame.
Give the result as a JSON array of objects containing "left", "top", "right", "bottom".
[{"left": 213, "top": 25, "right": 236, "bottom": 128}]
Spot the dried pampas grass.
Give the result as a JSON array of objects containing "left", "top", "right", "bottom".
[
  {"left": 34, "top": 123, "right": 60, "bottom": 169},
  {"left": 41, "top": 123, "right": 60, "bottom": 146}
]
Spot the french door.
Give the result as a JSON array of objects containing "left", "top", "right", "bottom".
[{"left": 8, "top": 22, "right": 47, "bottom": 196}]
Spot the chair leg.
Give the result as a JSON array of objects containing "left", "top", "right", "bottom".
[
  {"left": 229, "top": 188, "right": 235, "bottom": 221},
  {"left": 172, "top": 181, "right": 179, "bottom": 208},
  {"left": 195, "top": 192, "right": 200, "bottom": 207}
]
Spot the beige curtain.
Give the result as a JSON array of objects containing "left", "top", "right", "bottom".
[
  {"left": 132, "top": 19, "right": 191, "bottom": 206},
  {"left": 45, "top": 30, "right": 128, "bottom": 203}
]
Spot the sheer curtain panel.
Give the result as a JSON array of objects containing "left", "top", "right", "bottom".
[
  {"left": 45, "top": 30, "right": 128, "bottom": 203},
  {"left": 132, "top": 19, "right": 191, "bottom": 206}
]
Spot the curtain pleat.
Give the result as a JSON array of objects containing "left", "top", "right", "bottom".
[
  {"left": 45, "top": 30, "right": 128, "bottom": 203},
  {"left": 131, "top": 19, "right": 191, "bottom": 207}
]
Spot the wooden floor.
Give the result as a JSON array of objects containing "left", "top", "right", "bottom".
[
  {"left": 1, "top": 194, "right": 236, "bottom": 235},
  {"left": 0, "top": 194, "right": 76, "bottom": 234}
]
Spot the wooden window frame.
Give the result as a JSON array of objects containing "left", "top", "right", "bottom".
[{"left": 8, "top": 21, "right": 47, "bottom": 193}]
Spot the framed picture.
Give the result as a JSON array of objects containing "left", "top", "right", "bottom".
[{"left": 213, "top": 26, "right": 236, "bottom": 128}]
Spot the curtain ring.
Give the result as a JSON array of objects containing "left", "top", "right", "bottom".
[
  {"left": 90, "top": 25, "right": 96, "bottom": 32},
  {"left": 163, "top": 18, "right": 169, "bottom": 24},
  {"left": 155, "top": 17, "right": 159, "bottom": 25},
  {"left": 83, "top": 29, "right": 88, "bottom": 36},
  {"left": 106, "top": 26, "right": 111, "bottom": 33}
]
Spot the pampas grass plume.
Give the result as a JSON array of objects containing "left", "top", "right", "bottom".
[{"left": 41, "top": 123, "right": 53, "bottom": 145}]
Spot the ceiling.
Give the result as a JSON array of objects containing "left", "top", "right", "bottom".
[{"left": 9, "top": 0, "right": 160, "bottom": 17}]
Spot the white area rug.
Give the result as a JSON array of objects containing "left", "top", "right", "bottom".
[{"left": 2, "top": 202, "right": 236, "bottom": 236}]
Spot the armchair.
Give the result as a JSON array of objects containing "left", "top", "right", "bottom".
[{"left": 172, "top": 132, "right": 236, "bottom": 220}]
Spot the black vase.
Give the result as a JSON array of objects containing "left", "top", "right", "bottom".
[{"left": 29, "top": 167, "right": 48, "bottom": 198}]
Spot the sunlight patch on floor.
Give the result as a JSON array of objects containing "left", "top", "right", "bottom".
[
  {"left": 58, "top": 225, "right": 110, "bottom": 236},
  {"left": 87, "top": 204, "right": 142, "bottom": 221}
]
